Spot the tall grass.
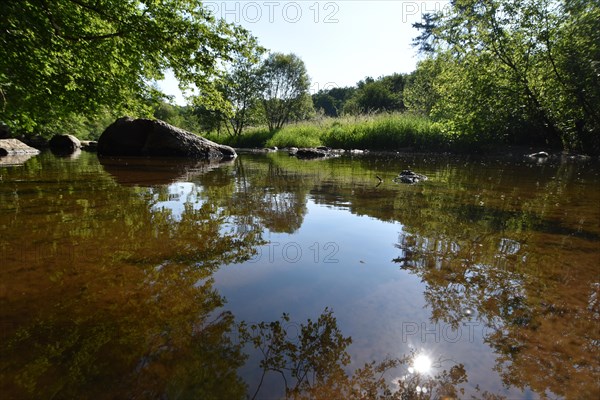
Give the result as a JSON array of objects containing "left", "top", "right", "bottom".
[
  {"left": 207, "top": 113, "right": 449, "bottom": 151},
  {"left": 321, "top": 113, "right": 446, "bottom": 150},
  {"left": 205, "top": 128, "right": 273, "bottom": 148},
  {"left": 265, "top": 125, "right": 323, "bottom": 148}
]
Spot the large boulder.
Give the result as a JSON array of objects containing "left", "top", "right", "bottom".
[
  {"left": 49, "top": 134, "right": 81, "bottom": 154},
  {"left": 97, "top": 117, "right": 236, "bottom": 160},
  {"left": 0, "top": 139, "right": 40, "bottom": 166},
  {"left": 0, "top": 138, "right": 40, "bottom": 156}
]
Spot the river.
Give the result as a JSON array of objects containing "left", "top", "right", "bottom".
[{"left": 1, "top": 151, "right": 598, "bottom": 399}]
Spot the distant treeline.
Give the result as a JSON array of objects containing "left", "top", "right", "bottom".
[{"left": 312, "top": 74, "right": 408, "bottom": 117}]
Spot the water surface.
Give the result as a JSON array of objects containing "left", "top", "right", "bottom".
[{"left": 1, "top": 151, "right": 598, "bottom": 399}]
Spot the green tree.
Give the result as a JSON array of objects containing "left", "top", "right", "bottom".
[
  {"left": 312, "top": 91, "right": 337, "bottom": 117},
  {"left": 192, "top": 104, "right": 226, "bottom": 135},
  {"left": 343, "top": 74, "right": 406, "bottom": 115},
  {"left": 404, "top": 58, "right": 442, "bottom": 116},
  {"left": 546, "top": 0, "right": 600, "bottom": 152},
  {"left": 312, "top": 86, "right": 356, "bottom": 117},
  {"left": 431, "top": 51, "right": 529, "bottom": 147},
  {"left": 153, "top": 102, "right": 203, "bottom": 133},
  {"left": 259, "top": 53, "right": 313, "bottom": 131},
  {"left": 217, "top": 44, "right": 266, "bottom": 138},
  {"left": 412, "top": 0, "right": 600, "bottom": 153},
  {"left": 0, "top": 0, "right": 252, "bottom": 136}
]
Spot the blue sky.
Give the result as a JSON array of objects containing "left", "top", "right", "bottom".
[{"left": 159, "top": 1, "right": 449, "bottom": 104}]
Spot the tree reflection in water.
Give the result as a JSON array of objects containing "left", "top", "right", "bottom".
[
  {"left": 2, "top": 152, "right": 598, "bottom": 399},
  {"left": 240, "top": 308, "right": 477, "bottom": 400},
  {"left": 394, "top": 224, "right": 599, "bottom": 397},
  {"left": 0, "top": 154, "right": 261, "bottom": 398}
]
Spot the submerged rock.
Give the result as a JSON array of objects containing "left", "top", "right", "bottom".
[
  {"left": 235, "top": 148, "right": 272, "bottom": 154},
  {"left": 565, "top": 153, "right": 591, "bottom": 161},
  {"left": 526, "top": 151, "right": 549, "bottom": 159},
  {"left": 290, "top": 147, "right": 344, "bottom": 159},
  {"left": 347, "top": 149, "right": 366, "bottom": 155},
  {"left": 98, "top": 117, "right": 236, "bottom": 160},
  {"left": 393, "top": 170, "right": 428, "bottom": 184}
]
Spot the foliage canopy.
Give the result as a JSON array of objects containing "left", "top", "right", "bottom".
[
  {"left": 411, "top": 0, "right": 600, "bottom": 153},
  {"left": 0, "top": 0, "right": 252, "bottom": 135}
]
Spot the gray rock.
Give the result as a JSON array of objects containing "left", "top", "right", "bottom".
[
  {"left": 235, "top": 148, "right": 271, "bottom": 154},
  {"left": 97, "top": 117, "right": 236, "bottom": 160},
  {"left": 0, "top": 139, "right": 40, "bottom": 156},
  {"left": 347, "top": 149, "right": 366, "bottom": 155},
  {"left": 80, "top": 140, "right": 98, "bottom": 151},
  {"left": 295, "top": 148, "right": 328, "bottom": 159}
]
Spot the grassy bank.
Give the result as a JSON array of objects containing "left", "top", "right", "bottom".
[{"left": 206, "top": 113, "right": 456, "bottom": 151}]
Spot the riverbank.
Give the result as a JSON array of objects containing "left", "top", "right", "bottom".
[
  {"left": 205, "top": 113, "right": 572, "bottom": 155},
  {"left": 234, "top": 146, "right": 597, "bottom": 165}
]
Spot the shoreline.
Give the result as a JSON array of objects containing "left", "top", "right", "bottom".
[{"left": 234, "top": 146, "right": 599, "bottom": 163}]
